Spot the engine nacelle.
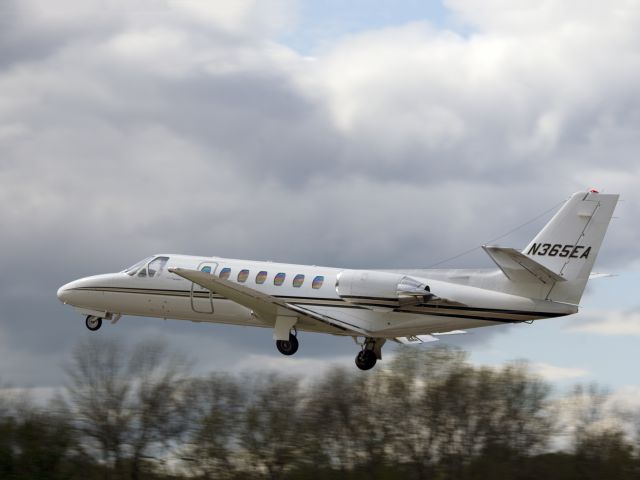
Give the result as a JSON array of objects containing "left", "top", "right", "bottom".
[{"left": 336, "top": 270, "right": 433, "bottom": 308}]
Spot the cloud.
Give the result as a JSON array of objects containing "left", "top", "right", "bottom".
[
  {"left": 605, "top": 385, "right": 640, "bottom": 413},
  {"left": 0, "top": 0, "right": 639, "bottom": 391},
  {"left": 313, "top": 6, "right": 640, "bottom": 185},
  {"left": 567, "top": 311, "right": 640, "bottom": 336},
  {"left": 530, "top": 362, "right": 590, "bottom": 381}
]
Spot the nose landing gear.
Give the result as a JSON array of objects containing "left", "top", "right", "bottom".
[
  {"left": 85, "top": 315, "right": 103, "bottom": 331},
  {"left": 84, "top": 313, "right": 120, "bottom": 331}
]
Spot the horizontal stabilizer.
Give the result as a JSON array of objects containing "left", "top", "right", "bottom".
[
  {"left": 589, "top": 272, "right": 615, "bottom": 279},
  {"left": 483, "top": 246, "right": 565, "bottom": 284}
]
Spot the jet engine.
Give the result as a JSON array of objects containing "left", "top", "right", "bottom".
[{"left": 335, "top": 270, "right": 436, "bottom": 308}]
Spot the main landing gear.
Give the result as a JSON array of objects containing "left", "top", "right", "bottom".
[
  {"left": 354, "top": 337, "right": 385, "bottom": 371},
  {"left": 276, "top": 332, "right": 299, "bottom": 356},
  {"left": 85, "top": 315, "right": 102, "bottom": 331},
  {"left": 355, "top": 350, "right": 377, "bottom": 370},
  {"left": 271, "top": 326, "right": 384, "bottom": 371}
]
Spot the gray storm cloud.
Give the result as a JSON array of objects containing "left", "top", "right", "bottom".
[{"left": 0, "top": 0, "right": 638, "bottom": 390}]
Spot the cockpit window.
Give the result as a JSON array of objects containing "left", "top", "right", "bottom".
[
  {"left": 124, "top": 257, "right": 153, "bottom": 276},
  {"left": 129, "top": 256, "right": 169, "bottom": 278},
  {"left": 148, "top": 257, "right": 169, "bottom": 277}
]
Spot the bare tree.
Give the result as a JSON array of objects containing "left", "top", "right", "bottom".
[
  {"left": 574, "top": 428, "right": 637, "bottom": 479},
  {"left": 385, "top": 346, "right": 470, "bottom": 479},
  {"left": 0, "top": 389, "right": 83, "bottom": 479},
  {"left": 126, "top": 340, "right": 193, "bottom": 479},
  {"left": 301, "top": 368, "right": 380, "bottom": 476},
  {"left": 183, "top": 373, "right": 245, "bottom": 479},
  {"left": 66, "top": 338, "right": 132, "bottom": 477},
  {"left": 65, "top": 337, "right": 192, "bottom": 480},
  {"left": 238, "top": 373, "right": 304, "bottom": 480},
  {"left": 378, "top": 347, "right": 552, "bottom": 480},
  {"left": 300, "top": 347, "right": 475, "bottom": 480}
]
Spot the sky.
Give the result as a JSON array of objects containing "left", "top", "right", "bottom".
[{"left": 1, "top": 0, "right": 640, "bottom": 404}]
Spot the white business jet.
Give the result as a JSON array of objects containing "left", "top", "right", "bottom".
[{"left": 57, "top": 190, "right": 618, "bottom": 370}]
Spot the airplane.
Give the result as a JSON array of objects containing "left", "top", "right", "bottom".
[{"left": 57, "top": 190, "right": 618, "bottom": 370}]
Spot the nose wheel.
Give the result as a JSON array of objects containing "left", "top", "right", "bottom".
[
  {"left": 85, "top": 315, "right": 103, "bottom": 331},
  {"left": 276, "top": 333, "right": 299, "bottom": 356}
]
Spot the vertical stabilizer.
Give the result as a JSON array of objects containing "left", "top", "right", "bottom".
[{"left": 522, "top": 191, "right": 618, "bottom": 304}]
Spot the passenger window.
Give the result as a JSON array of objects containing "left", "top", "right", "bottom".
[
  {"left": 293, "top": 274, "right": 304, "bottom": 288},
  {"left": 201, "top": 266, "right": 212, "bottom": 274},
  {"left": 312, "top": 275, "right": 324, "bottom": 289},
  {"left": 219, "top": 268, "right": 231, "bottom": 280},
  {"left": 237, "top": 269, "right": 249, "bottom": 283},
  {"left": 274, "top": 273, "right": 286, "bottom": 286},
  {"left": 256, "top": 271, "right": 268, "bottom": 284}
]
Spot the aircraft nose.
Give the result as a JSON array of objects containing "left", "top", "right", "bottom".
[{"left": 57, "top": 283, "right": 72, "bottom": 303}]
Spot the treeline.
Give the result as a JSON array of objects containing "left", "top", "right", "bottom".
[{"left": 1, "top": 339, "right": 639, "bottom": 480}]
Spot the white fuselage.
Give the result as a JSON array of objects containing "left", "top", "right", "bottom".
[
  {"left": 57, "top": 254, "right": 576, "bottom": 338},
  {"left": 55, "top": 190, "right": 618, "bottom": 371}
]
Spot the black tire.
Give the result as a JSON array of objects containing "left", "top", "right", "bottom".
[
  {"left": 276, "top": 333, "right": 299, "bottom": 356},
  {"left": 355, "top": 350, "right": 377, "bottom": 371},
  {"left": 85, "top": 315, "right": 102, "bottom": 331}
]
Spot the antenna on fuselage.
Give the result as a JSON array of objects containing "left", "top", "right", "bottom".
[{"left": 425, "top": 198, "right": 566, "bottom": 269}]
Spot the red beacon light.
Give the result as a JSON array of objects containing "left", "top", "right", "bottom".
[{"left": 589, "top": 188, "right": 599, "bottom": 193}]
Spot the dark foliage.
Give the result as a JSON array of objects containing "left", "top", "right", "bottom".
[{"left": 1, "top": 340, "right": 638, "bottom": 479}]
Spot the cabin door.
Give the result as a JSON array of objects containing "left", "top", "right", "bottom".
[{"left": 190, "top": 262, "right": 218, "bottom": 314}]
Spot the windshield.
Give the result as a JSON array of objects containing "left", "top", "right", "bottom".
[
  {"left": 125, "top": 256, "right": 171, "bottom": 278},
  {"left": 123, "top": 257, "right": 153, "bottom": 276}
]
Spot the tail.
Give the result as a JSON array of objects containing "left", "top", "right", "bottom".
[{"left": 522, "top": 190, "right": 618, "bottom": 304}]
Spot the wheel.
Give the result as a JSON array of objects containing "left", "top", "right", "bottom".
[
  {"left": 276, "top": 333, "right": 299, "bottom": 356},
  {"left": 85, "top": 315, "right": 102, "bottom": 331},
  {"left": 355, "top": 350, "right": 377, "bottom": 371}
]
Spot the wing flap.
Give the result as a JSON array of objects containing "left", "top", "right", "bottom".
[
  {"left": 285, "top": 304, "right": 372, "bottom": 336},
  {"left": 482, "top": 246, "right": 565, "bottom": 284},
  {"left": 168, "top": 268, "right": 373, "bottom": 336},
  {"left": 396, "top": 335, "right": 439, "bottom": 344},
  {"left": 395, "top": 330, "right": 467, "bottom": 345}
]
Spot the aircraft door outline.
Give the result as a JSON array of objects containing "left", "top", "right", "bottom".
[{"left": 190, "top": 262, "right": 218, "bottom": 313}]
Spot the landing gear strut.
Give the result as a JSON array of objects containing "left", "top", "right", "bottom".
[
  {"left": 276, "top": 332, "right": 299, "bottom": 356},
  {"left": 85, "top": 315, "right": 103, "bottom": 331},
  {"left": 354, "top": 337, "right": 385, "bottom": 371}
]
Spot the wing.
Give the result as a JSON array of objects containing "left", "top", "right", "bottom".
[{"left": 168, "top": 268, "right": 373, "bottom": 337}]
